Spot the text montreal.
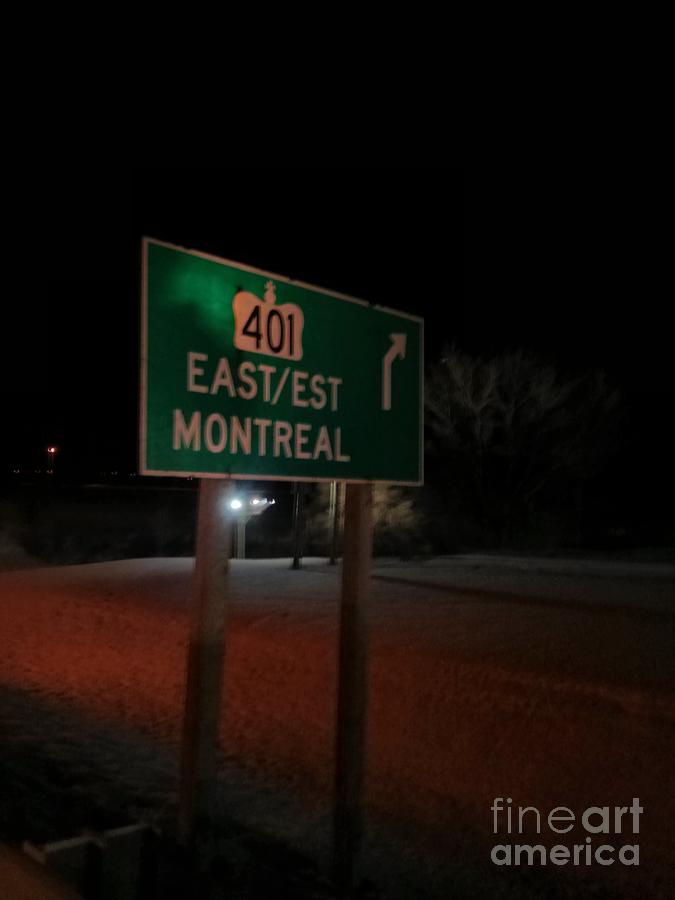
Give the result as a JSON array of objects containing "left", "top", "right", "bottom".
[{"left": 173, "top": 410, "right": 351, "bottom": 462}]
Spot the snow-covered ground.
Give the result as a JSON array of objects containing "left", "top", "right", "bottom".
[{"left": 1, "top": 556, "right": 674, "bottom": 898}]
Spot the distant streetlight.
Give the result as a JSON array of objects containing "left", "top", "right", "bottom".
[
  {"left": 223, "top": 494, "right": 275, "bottom": 558},
  {"left": 46, "top": 445, "right": 57, "bottom": 474}
]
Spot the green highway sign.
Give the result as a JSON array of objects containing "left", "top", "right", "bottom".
[{"left": 140, "top": 238, "right": 423, "bottom": 484}]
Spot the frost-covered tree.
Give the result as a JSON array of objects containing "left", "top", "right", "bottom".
[{"left": 305, "top": 482, "right": 424, "bottom": 558}]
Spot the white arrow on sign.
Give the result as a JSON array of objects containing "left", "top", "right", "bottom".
[{"left": 382, "top": 333, "right": 407, "bottom": 411}]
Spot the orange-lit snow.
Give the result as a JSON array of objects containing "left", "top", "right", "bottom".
[{"left": 1, "top": 557, "right": 674, "bottom": 898}]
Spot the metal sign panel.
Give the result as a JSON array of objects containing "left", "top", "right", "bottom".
[{"left": 140, "top": 238, "right": 423, "bottom": 484}]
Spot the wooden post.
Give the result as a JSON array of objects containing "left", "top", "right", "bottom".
[
  {"left": 236, "top": 519, "right": 246, "bottom": 560},
  {"left": 329, "top": 481, "right": 342, "bottom": 565},
  {"left": 328, "top": 481, "right": 336, "bottom": 561},
  {"left": 291, "top": 482, "right": 303, "bottom": 569},
  {"left": 333, "top": 482, "right": 373, "bottom": 894},
  {"left": 178, "top": 478, "right": 232, "bottom": 843}
]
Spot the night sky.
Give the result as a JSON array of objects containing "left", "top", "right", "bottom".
[{"left": 3, "top": 166, "right": 673, "bottom": 507}]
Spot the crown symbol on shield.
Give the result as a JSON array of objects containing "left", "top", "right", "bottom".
[{"left": 263, "top": 281, "right": 276, "bottom": 304}]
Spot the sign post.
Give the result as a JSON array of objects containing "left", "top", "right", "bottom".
[
  {"left": 333, "top": 482, "right": 373, "bottom": 893},
  {"left": 141, "top": 238, "right": 423, "bottom": 486},
  {"left": 328, "top": 481, "right": 338, "bottom": 564},
  {"left": 291, "top": 482, "right": 304, "bottom": 569},
  {"left": 178, "top": 477, "right": 232, "bottom": 843},
  {"left": 140, "top": 238, "right": 423, "bottom": 869}
]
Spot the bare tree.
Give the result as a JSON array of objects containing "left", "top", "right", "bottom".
[{"left": 425, "top": 346, "right": 620, "bottom": 543}]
